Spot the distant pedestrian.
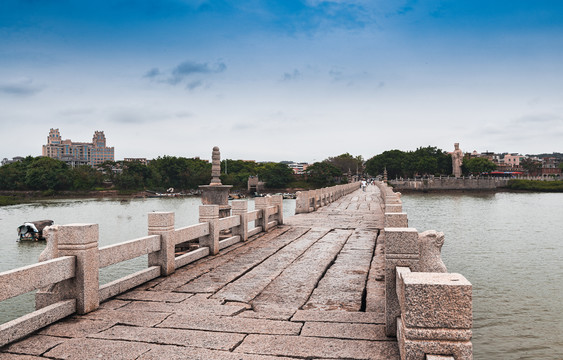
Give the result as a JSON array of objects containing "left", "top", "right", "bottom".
[{"left": 361, "top": 179, "right": 367, "bottom": 192}]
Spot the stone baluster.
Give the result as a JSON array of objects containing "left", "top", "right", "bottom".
[
  {"left": 255, "top": 196, "right": 270, "bottom": 232},
  {"left": 295, "top": 191, "right": 308, "bottom": 214},
  {"left": 308, "top": 190, "right": 315, "bottom": 211},
  {"left": 384, "top": 227, "right": 419, "bottom": 337},
  {"left": 36, "top": 224, "right": 100, "bottom": 314},
  {"left": 199, "top": 205, "right": 220, "bottom": 255},
  {"left": 396, "top": 268, "right": 473, "bottom": 359},
  {"left": 231, "top": 200, "right": 248, "bottom": 241},
  {"left": 148, "top": 212, "right": 176, "bottom": 276},
  {"left": 270, "top": 194, "right": 283, "bottom": 225}
]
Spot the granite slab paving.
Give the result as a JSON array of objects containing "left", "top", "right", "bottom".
[
  {"left": 303, "top": 228, "right": 378, "bottom": 311},
  {"left": 250, "top": 228, "right": 352, "bottom": 312},
  {"left": 212, "top": 228, "right": 330, "bottom": 303},
  {"left": 176, "top": 227, "right": 310, "bottom": 293},
  {"left": 1, "top": 186, "right": 399, "bottom": 360}
]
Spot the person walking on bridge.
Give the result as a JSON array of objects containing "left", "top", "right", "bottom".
[{"left": 361, "top": 179, "right": 367, "bottom": 192}]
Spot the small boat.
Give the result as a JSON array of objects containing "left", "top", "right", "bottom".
[{"left": 17, "top": 220, "right": 54, "bottom": 241}]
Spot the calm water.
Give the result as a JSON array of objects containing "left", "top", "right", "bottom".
[
  {"left": 402, "top": 192, "right": 563, "bottom": 360},
  {"left": 0, "top": 197, "right": 296, "bottom": 324}
]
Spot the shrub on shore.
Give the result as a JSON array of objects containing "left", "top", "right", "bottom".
[{"left": 504, "top": 180, "right": 563, "bottom": 192}]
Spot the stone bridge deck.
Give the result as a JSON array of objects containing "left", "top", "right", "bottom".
[{"left": 1, "top": 186, "right": 399, "bottom": 360}]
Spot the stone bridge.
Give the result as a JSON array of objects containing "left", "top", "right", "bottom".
[{"left": 0, "top": 183, "right": 472, "bottom": 360}]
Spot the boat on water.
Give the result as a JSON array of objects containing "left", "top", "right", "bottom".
[{"left": 17, "top": 220, "right": 54, "bottom": 241}]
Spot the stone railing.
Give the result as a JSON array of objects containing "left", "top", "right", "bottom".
[
  {"left": 389, "top": 177, "right": 509, "bottom": 191},
  {"left": 376, "top": 182, "right": 473, "bottom": 360},
  {"left": 0, "top": 196, "right": 283, "bottom": 347},
  {"left": 295, "top": 182, "right": 361, "bottom": 214}
]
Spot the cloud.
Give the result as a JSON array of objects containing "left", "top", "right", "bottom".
[
  {"left": 168, "top": 60, "right": 226, "bottom": 85},
  {"left": 144, "top": 60, "right": 227, "bottom": 88},
  {"left": 0, "top": 78, "right": 42, "bottom": 96},
  {"left": 186, "top": 80, "right": 203, "bottom": 90},
  {"left": 329, "top": 68, "right": 344, "bottom": 82},
  {"left": 282, "top": 69, "right": 301, "bottom": 81},
  {"left": 511, "top": 113, "right": 562, "bottom": 126},
  {"left": 143, "top": 68, "right": 161, "bottom": 78}
]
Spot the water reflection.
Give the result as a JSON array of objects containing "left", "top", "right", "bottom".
[{"left": 402, "top": 192, "right": 563, "bottom": 360}]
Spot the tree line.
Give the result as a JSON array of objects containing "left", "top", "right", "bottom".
[
  {"left": 364, "top": 146, "right": 497, "bottom": 178},
  {"left": 0, "top": 156, "right": 299, "bottom": 192},
  {"left": 0, "top": 148, "right": 499, "bottom": 193}
]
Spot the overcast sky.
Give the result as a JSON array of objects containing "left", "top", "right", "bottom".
[{"left": 1, "top": 1, "right": 562, "bottom": 162}]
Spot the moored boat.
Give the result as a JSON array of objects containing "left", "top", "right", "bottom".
[{"left": 17, "top": 220, "right": 54, "bottom": 241}]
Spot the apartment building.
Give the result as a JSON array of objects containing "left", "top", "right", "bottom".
[{"left": 42, "top": 128, "right": 114, "bottom": 167}]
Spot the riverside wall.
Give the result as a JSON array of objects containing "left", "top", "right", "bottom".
[{"left": 390, "top": 177, "right": 509, "bottom": 191}]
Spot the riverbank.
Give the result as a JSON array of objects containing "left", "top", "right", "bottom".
[
  {"left": 503, "top": 179, "right": 563, "bottom": 192},
  {"left": 0, "top": 190, "right": 138, "bottom": 206},
  {"left": 388, "top": 178, "right": 563, "bottom": 193}
]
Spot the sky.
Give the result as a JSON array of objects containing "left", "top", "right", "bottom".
[{"left": 1, "top": 0, "right": 563, "bottom": 163}]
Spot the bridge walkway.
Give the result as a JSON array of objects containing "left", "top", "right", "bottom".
[{"left": 1, "top": 185, "right": 398, "bottom": 360}]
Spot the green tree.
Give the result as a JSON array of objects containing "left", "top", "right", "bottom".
[
  {"left": 366, "top": 147, "right": 452, "bottom": 178},
  {"left": 365, "top": 150, "right": 409, "bottom": 178},
  {"left": 220, "top": 159, "right": 258, "bottom": 189},
  {"left": 183, "top": 158, "right": 212, "bottom": 189},
  {"left": 257, "top": 162, "right": 294, "bottom": 189},
  {"left": 24, "top": 157, "right": 71, "bottom": 190},
  {"left": 306, "top": 162, "right": 342, "bottom": 187},
  {"left": 463, "top": 157, "right": 497, "bottom": 175},
  {"left": 520, "top": 158, "right": 542, "bottom": 175},
  {"left": 148, "top": 156, "right": 192, "bottom": 190},
  {"left": 115, "top": 161, "right": 151, "bottom": 190},
  {"left": 325, "top": 153, "right": 363, "bottom": 175},
  {"left": 70, "top": 165, "right": 104, "bottom": 190},
  {"left": 96, "top": 160, "right": 118, "bottom": 183},
  {"left": 410, "top": 146, "right": 451, "bottom": 176},
  {"left": 0, "top": 157, "right": 33, "bottom": 190}
]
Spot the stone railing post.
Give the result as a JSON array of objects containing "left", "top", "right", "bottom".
[
  {"left": 308, "top": 190, "right": 315, "bottom": 211},
  {"left": 36, "top": 224, "right": 100, "bottom": 314},
  {"left": 148, "top": 212, "right": 176, "bottom": 276},
  {"left": 270, "top": 194, "right": 283, "bottom": 225},
  {"left": 199, "top": 205, "right": 220, "bottom": 255},
  {"left": 232, "top": 200, "right": 248, "bottom": 241},
  {"left": 384, "top": 227, "right": 419, "bottom": 337},
  {"left": 385, "top": 212, "right": 408, "bottom": 228},
  {"left": 255, "top": 196, "right": 270, "bottom": 232},
  {"left": 396, "top": 269, "right": 473, "bottom": 360},
  {"left": 295, "top": 191, "right": 308, "bottom": 214}
]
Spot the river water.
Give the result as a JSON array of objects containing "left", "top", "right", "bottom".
[
  {"left": 0, "top": 197, "right": 295, "bottom": 325},
  {"left": 402, "top": 192, "right": 563, "bottom": 360},
  {"left": 1, "top": 193, "right": 561, "bottom": 359}
]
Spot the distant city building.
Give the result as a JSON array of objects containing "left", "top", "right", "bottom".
[
  {"left": 1, "top": 156, "right": 24, "bottom": 166},
  {"left": 503, "top": 154, "right": 524, "bottom": 167},
  {"left": 42, "top": 128, "right": 114, "bottom": 167},
  {"left": 541, "top": 157, "right": 561, "bottom": 178},
  {"left": 286, "top": 162, "right": 310, "bottom": 175},
  {"left": 124, "top": 158, "right": 148, "bottom": 166}
]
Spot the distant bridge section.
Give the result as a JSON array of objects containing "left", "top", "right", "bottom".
[{"left": 390, "top": 177, "right": 509, "bottom": 191}]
